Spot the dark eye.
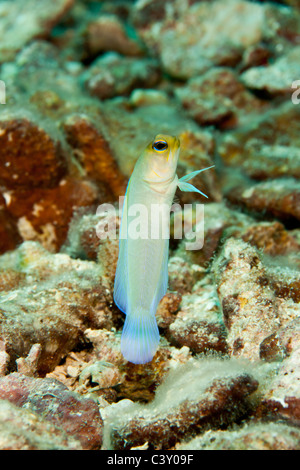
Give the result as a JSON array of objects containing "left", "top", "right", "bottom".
[{"left": 152, "top": 140, "right": 168, "bottom": 152}]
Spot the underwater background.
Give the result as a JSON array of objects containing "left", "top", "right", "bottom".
[{"left": 0, "top": 0, "right": 299, "bottom": 450}]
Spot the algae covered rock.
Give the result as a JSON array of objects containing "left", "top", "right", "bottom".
[
  {"left": 177, "top": 422, "right": 300, "bottom": 450},
  {"left": 103, "top": 358, "right": 258, "bottom": 449},
  {"left": 0, "top": 241, "right": 112, "bottom": 374},
  {"left": 0, "top": 0, "right": 299, "bottom": 452},
  {"left": 0, "top": 372, "right": 103, "bottom": 450}
]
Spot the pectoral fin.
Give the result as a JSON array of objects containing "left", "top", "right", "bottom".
[{"left": 178, "top": 165, "right": 214, "bottom": 198}]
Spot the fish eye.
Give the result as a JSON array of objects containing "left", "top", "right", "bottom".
[{"left": 152, "top": 140, "right": 168, "bottom": 152}]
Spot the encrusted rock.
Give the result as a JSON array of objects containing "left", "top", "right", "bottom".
[
  {"left": 85, "top": 53, "right": 160, "bottom": 100},
  {"left": 227, "top": 178, "right": 300, "bottom": 225},
  {"left": 218, "top": 103, "right": 300, "bottom": 180},
  {"left": 3, "top": 176, "right": 99, "bottom": 252},
  {"left": 0, "top": 241, "right": 113, "bottom": 374},
  {"left": 0, "top": 373, "right": 103, "bottom": 449},
  {"left": 103, "top": 358, "right": 258, "bottom": 449},
  {"left": 0, "top": 399, "right": 81, "bottom": 450},
  {"left": 175, "top": 67, "right": 267, "bottom": 128},
  {"left": 177, "top": 421, "right": 300, "bottom": 450},
  {"left": 167, "top": 277, "right": 228, "bottom": 355},
  {"left": 133, "top": 0, "right": 266, "bottom": 79},
  {"left": 212, "top": 238, "right": 299, "bottom": 360},
  {"left": 258, "top": 347, "right": 300, "bottom": 426},
  {"left": 85, "top": 14, "right": 142, "bottom": 58},
  {"left": 0, "top": 118, "right": 67, "bottom": 189},
  {"left": 63, "top": 114, "right": 127, "bottom": 198},
  {"left": 241, "top": 46, "right": 300, "bottom": 96},
  {"left": 0, "top": 0, "right": 74, "bottom": 62},
  {"left": 241, "top": 221, "right": 300, "bottom": 257},
  {"left": 0, "top": 194, "right": 21, "bottom": 255}
]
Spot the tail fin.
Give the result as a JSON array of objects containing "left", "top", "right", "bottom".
[{"left": 121, "top": 314, "right": 159, "bottom": 364}]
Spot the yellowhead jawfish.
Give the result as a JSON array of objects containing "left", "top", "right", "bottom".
[{"left": 114, "top": 134, "right": 214, "bottom": 364}]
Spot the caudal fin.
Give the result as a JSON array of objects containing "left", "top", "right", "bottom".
[{"left": 121, "top": 314, "right": 159, "bottom": 364}]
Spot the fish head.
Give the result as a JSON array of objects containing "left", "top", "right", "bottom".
[{"left": 142, "top": 134, "right": 180, "bottom": 183}]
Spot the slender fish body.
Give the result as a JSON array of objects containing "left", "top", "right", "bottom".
[{"left": 114, "top": 134, "right": 213, "bottom": 364}]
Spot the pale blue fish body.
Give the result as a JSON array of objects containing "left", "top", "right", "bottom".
[{"left": 114, "top": 134, "right": 214, "bottom": 364}]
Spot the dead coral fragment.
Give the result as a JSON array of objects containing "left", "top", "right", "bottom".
[
  {"left": 212, "top": 238, "right": 299, "bottom": 360},
  {"left": 177, "top": 421, "right": 300, "bottom": 450},
  {"left": 103, "top": 358, "right": 258, "bottom": 450},
  {"left": 0, "top": 372, "right": 103, "bottom": 450},
  {"left": 0, "top": 118, "right": 67, "bottom": 189},
  {"left": 227, "top": 178, "right": 300, "bottom": 224}
]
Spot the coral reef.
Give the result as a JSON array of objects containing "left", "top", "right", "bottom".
[{"left": 0, "top": 0, "right": 299, "bottom": 451}]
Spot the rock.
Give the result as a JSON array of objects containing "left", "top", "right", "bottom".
[
  {"left": 133, "top": 0, "right": 265, "bottom": 79},
  {"left": 0, "top": 241, "right": 113, "bottom": 374},
  {"left": 241, "top": 46, "right": 300, "bottom": 95},
  {"left": 241, "top": 221, "right": 300, "bottom": 257},
  {"left": 156, "top": 293, "right": 182, "bottom": 329},
  {"left": 218, "top": 103, "right": 300, "bottom": 180},
  {"left": 0, "top": 399, "right": 82, "bottom": 450},
  {"left": 85, "top": 53, "right": 161, "bottom": 100},
  {"left": 0, "top": 372, "right": 103, "bottom": 449},
  {"left": 168, "top": 256, "right": 204, "bottom": 295},
  {"left": 173, "top": 202, "right": 255, "bottom": 267},
  {"left": 167, "top": 277, "right": 228, "bottom": 355},
  {"left": 258, "top": 346, "right": 300, "bottom": 426},
  {"left": 85, "top": 14, "right": 143, "bottom": 58},
  {"left": 103, "top": 358, "right": 258, "bottom": 449},
  {"left": 100, "top": 99, "right": 217, "bottom": 198},
  {"left": 175, "top": 67, "right": 267, "bottom": 128},
  {"left": 3, "top": 176, "right": 99, "bottom": 252},
  {"left": 260, "top": 318, "right": 300, "bottom": 362},
  {"left": 0, "top": 118, "right": 67, "bottom": 190},
  {"left": 177, "top": 421, "right": 300, "bottom": 450},
  {"left": 84, "top": 328, "right": 173, "bottom": 403},
  {"left": 0, "top": 194, "right": 22, "bottom": 255},
  {"left": 226, "top": 178, "right": 300, "bottom": 225},
  {"left": 129, "top": 89, "right": 170, "bottom": 107},
  {"left": 255, "top": 316, "right": 300, "bottom": 426},
  {"left": 212, "top": 238, "right": 299, "bottom": 360},
  {"left": 0, "top": 0, "right": 74, "bottom": 62},
  {"left": 63, "top": 114, "right": 127, "bottom": 198}
]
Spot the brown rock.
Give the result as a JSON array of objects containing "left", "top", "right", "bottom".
[
  {"left": 134, "top": 0, "right": 265, "bottom": 79},
  {"left": 63, "top": 115, "right": 127, "bottom": 198},
  {"left": 0, "top": 241, "right": 113, "bottom": 375},
  {"left": 104, "top": 359, "right": 258, "bottom": 449},
  {"left": 3, "top": 176, "right": 99, "bottom": 252},
  {"left": 175, "top": 67, "right": 267, "bottom": 128},
  {"left": 177, "top": 421, "right": 300, "bottom": 450},
  {"left": 156, "top": 293, "right": 182, "bottom": 329},
  {"left": 0, "top": 194, "right": 21, "bottom": 254},
  {"left": 0, "top": 118, "right": 67, "bottom": 189},
  {"left": 0, "top": 0, "right": 74, "bottom": 62},
  {"left": 0, "top": 373, "right": 103, "bottom": 449},
  {"left": 85, "top": 15, "right": 142, "bottom": 57},
  {"left": 0, "top": 399, "right": 81, "bottom": 450},
  {"left": 241, "top": 46, "right": 300, "bottom": 96},
  {"left": 258, "top": 345, "right": 300, "bottom": 426},
  {"left": 218, "top": 103, "right": 300, "bottom": 180},
  {"left": 85, "top": 54, "right": 161, "bottom": 100},
  {"left": 212, "top": 238, "right": 299, "bottom": 360},
  {"left": 227, "top": 178, "right": 300, "bottom": 225},
  {"left": 241, "top": 221, "right": 300, "bottom": 256}
]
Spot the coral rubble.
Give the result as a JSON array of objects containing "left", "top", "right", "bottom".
[{"left": 0, "top": 0, "right": 299, "bottom": 451}]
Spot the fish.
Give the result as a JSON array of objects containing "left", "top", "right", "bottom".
[{"left": 114, "top": 134, "right": 214, "bottom": 364}]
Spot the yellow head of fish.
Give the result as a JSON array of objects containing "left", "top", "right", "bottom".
[{"left": 139, "top": 134, "right": 180, "bottom": 184}]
